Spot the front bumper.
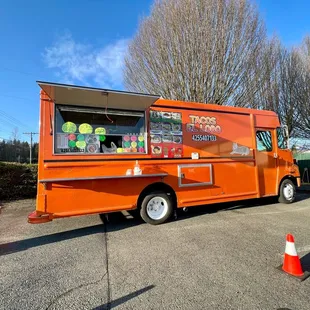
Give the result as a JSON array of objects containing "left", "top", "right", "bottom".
[{"left": 28, "top": 211, "right": 53, "bottom": 224}]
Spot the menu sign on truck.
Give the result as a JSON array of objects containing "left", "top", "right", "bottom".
[{"left": 149, "top": 110, "right": 183, "bottom": 158}]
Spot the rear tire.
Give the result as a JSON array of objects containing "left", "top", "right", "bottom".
[
  {"left": 278, "top": 179, "right": 296, "bottom": 204},
  {"left": 140, "top": 192, "right": 174, "bottom": 225}
]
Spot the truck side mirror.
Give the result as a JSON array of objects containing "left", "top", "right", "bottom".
[{"left": 282, "top": 125, "right": 289, "bottom": 139}]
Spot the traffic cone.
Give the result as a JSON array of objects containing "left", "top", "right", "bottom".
[
  {"left": 278, "top": 234, "right": 310, "bottom": 281},
  {"left": 282, "top": 234, "right": 303, "bottom": 277}
]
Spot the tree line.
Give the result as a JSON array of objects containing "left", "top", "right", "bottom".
[
  {"left": 124, "top": 0, "right": 310, "bottom": 140},
  {"left": 0, "top": 139, "right": 38, "bottom": 163}
]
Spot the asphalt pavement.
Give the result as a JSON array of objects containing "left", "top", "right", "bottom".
[{"left": 1, "top": 194, "right": 310, "bottom": 310}]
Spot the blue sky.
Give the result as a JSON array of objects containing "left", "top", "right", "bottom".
[{"left": 0, "top": 0, "right": 309, "bottom": 142}]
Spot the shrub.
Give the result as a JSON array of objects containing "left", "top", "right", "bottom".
[{"left": 0, "top": 162, "right": 38, "bottom": 201}]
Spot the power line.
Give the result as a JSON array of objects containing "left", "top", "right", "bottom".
[
  {"left": 23, "top": 132, "right": 39, "bottom": 164},
  {"left": 0, "top": 116, "right": 30, "bottom": 137},
  {"left": 0, "top": 109, "right": 31, "bottom": 130},
  {"left": 0, "top": 96, "right": 37, "bottom": 133},
  {"left": 0, "top": 117, "right": 20, "bottom": 132},
  {"left": 0, "top": 94, "right": 33, "bottom": 101},
  {"left": 0, "top": 66, "right": 38, "bottom": 77}
]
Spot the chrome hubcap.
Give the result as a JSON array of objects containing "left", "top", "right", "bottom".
[
  {"left": 283, "top": 183, "right": 294, "bottom": 200},
  {"left": 146, "top": 197, "right": 168, "bottom": 220}
]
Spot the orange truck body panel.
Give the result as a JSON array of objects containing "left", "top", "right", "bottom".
[{"left": 29, "top": 83, "right": 300, "bottom": 223}]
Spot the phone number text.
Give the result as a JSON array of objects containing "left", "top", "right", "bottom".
[{"left": 192, "top": 135, "right": 217, "bottom": 142}]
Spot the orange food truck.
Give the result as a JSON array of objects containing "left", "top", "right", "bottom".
[{"left": 28, "top": 81, "right": 301, "bottom": 225}]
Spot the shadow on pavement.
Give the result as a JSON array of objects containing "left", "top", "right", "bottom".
[
  {"left": 92, "top": 285, "right": 155, "bottom": 310},
  {"left": 101, "top": 193, "right": 310, "bottom": 232},
  {"left": 301, "top": 251, "right": 310, "bottom": 273},
  {"left": 99, "top": 211, "right": 143, "bottom": 233},
  {"left": 176, "top": 193, "right": 309, "bottom": 220},
  {"left": 1, "top": 194, "right": 308, "bottom": 256},
  {"left": 0, "top": 224, "right": 105, "bottom": 256}
]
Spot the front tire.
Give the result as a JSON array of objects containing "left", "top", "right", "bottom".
[
  {"left": 140, "top": 192, "right": 174, "bottom": 225},
  {"left": 278, "top": 179, "right": 296, "bottom": 204}
]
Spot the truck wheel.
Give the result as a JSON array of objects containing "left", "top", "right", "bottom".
[
  {"left": 278, "top": 179, "right": 296, "bottom": 204},
  {"left": 140, "top": 192, "right": 174, "bottom": 225}
]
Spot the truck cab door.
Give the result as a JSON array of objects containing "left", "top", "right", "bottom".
[
  {"left": 255, "top": 128, "right": 278, "bottom": 196},
  {"left": 275, "top": 127, "right": 296, "bottom": 184}
]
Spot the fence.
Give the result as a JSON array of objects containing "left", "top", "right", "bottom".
[{"left": 297, "top": 160, "right": 310, "bottom": 183}]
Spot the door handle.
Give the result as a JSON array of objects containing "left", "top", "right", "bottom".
[
  {"left": 181, "top": 173, "right": 185, "bottom": 178},
  {"left": 273, "top": 153, "right": 278, "bottom": 158}
]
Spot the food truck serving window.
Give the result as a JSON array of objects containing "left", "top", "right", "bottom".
[{"left": 54, "top": 105, "right": 146, "bottom": 155}]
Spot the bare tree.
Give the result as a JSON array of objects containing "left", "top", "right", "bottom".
[
  {"left": 295, "top": 35, "right": 310, "bottom": 139},
  {"left": 272, "top": 47, "right": 304, "bottom": 136},
  {"left": 10, "top": 127, "right": 20, "bottom": 141},
  {"left": 124, "top": 0, "right": 270, "bottom": 106},
  {"left": 248, "top": 36, "right": 282, "bottom": 110},
  {"left": 252, "top": 37, "right": 310, "bottom": 138},
  {"left": 299, "top": 35, "right": 310, "bottom": 70},
  {"left": 10, "top": 127, "right": 20, "bottom": 162}
]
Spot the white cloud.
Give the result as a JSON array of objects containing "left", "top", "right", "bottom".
[{"left": 42, "top": 33, "right": 129, "bottom": 89}]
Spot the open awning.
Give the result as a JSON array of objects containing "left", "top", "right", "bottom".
[{"left": 37, "top": 81, "right": 160, "bottom": 111}]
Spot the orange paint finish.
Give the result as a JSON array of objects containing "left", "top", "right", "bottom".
[
  {"left": 255, "top": 114, "right": 280, "bottom": 128},
  {"left": 28, "top": 83, "right": 300, "bottom": 224},
  {"left": 277, "top": 149, "right": 300, "bottom": 192},
  {"left": 179, "top": 165, "right": 212, "bottom": 186},
  {"left": 28, "top": 211, "right": 52, "bottom": 224},
  {"left": 44, "top": 175, "right": 166, "bottom": 215}
]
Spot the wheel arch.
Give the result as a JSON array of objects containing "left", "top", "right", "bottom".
[
  {"left": 137, "top": 182, "right": 178, "bottom": 210},
  {"left": 278, "top": 175, "right": 297, "bottom": 194}
]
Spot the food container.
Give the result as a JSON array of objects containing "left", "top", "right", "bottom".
[
  {"left": 172, "top": 123, "right": 182, "bottom": 132},
  {"left": 173, "top": 136, "right": 182, "bottom": 144},
  {"left": 151, "top": 135, "right": 161, "bottom": 143},
  {"left": 87, "top": 144, "right": 99, "bottom": 153},
  {"left": 162, "top": 123, "right": 172, "bottom": 131},
  {"left": 162, "top": 112, "right": 171, "bottom": 119},
  {"left": 162, "top": 134, "right": 173, "bottom": 143}
]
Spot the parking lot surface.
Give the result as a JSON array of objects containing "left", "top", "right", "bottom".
[{"left": 1, "top": 194, "right": 310, "bottom": 310}]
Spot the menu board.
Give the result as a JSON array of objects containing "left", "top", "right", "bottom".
[{"left": 149, "top": 110, "right": 183, "bottom": 158}]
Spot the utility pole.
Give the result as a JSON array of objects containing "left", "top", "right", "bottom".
[{"left": 23, "top": 132, "right": 38, "bottom": 164}]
